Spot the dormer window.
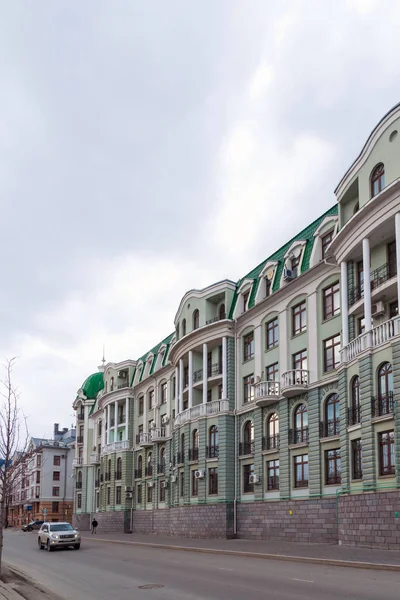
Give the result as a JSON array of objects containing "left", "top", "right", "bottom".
[
  {"left": 265, "top": 277, "right": 271, "bottom": 298},
  {"left": 321, "top": 230, "right": 334, "bottom": 259},
  {"left": 291, "top": 255, "right": 300, "bottom": 273},
  {"left": 371, "top": 163, "right": 385, "bottom": 197},
  {"left": 243, "top": 290, "right": 250, "bottom": 312}
]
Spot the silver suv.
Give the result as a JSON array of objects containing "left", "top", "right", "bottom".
[{"left": 38, "top": 522, "right": 81, "bottom": 551}]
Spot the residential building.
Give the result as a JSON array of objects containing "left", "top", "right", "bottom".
[
  {"left": 8, "top": 424, "right": 75, "bottom": 527},
  {"left": 73, "top": 103, "right": 400, "bottom": 548}
]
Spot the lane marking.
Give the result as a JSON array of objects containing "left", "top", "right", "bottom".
[{"left": 291, "top": 578, "right": 314, "bottom": 583}]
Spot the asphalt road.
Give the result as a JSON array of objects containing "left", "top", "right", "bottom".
[{"left": 3, "top": 530, "right": 400, "bottom": 600}]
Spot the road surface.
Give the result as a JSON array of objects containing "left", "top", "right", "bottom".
[{"left": 3, "top": 530, "right": 400, "bottom": 600}]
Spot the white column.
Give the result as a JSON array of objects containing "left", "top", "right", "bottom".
[
  {"left": 179, "top": 358, "right": 184, "bottom": 413},
  {"left": 363, "top": 237, "right": 372, "bottom": 332},
  {"left": 202, "top": 343, "right": 208, "bottom": 404},
  {"left": 125, "top": 398, "right": 129, "bottom": 439},
  {"left": 102, "top": 409, "right": 106, "bottom": 448},
  {"left": 341, "top": 261, "right": 349, "bottom": 347},
  {"left": 222, "top": 336, "right": 228, "bottom": 399},
  {"left": 395, "top": 213, "right": 400, "bottom": 306},
  {"left": 114, "top": 401, "right": 118, "bottom": 433},
  {"left": 106, "top": 405, "right": 110, "bottom": 444},
  {"left": 278, "top": 309, "right": 288, "bottom": 376},
  {"left": 307, "top": 292, "right": 318, "bottom": 384},
  {"left": 188, "top": 351, "right": 193, "bottom": 408},
  {"left": 175, "top": 367, "right": 179, "bottom": 416}
]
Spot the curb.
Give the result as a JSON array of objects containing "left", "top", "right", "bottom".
[{"left": 82, "top": 536, "right": 400, "bottom": 572}]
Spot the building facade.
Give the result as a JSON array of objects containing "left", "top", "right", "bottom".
[
  {"left": 9, "top": 424, "right": 76, "bottom": 527},
  {"left": 73, "top": 104, "right": 400, "bottom": 548}
]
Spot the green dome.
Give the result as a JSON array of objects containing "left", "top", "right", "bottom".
[{"left": 81, "top": 372, "right": 104, "bottom": 399}]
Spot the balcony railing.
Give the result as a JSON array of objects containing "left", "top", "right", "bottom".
[
  {"left": 320, "top": 420, "right": 340, "bottom": 438},
  {"left": 281, "top": 370, "right": 309, "bottom": 396},
  {"left": 72, "top": 457, "right": 83, "bottom": 467},
  {"left": 342, "top": 317, "right": 400, "bottom": 363},
  {"left": 239, "top": 441, "right": 254, "bottom": 456},
  {"left": 117, "top": 414, "right": 126, "bottom": 425},
  {"left": 206, "top": 314, "right": 226, "bottom": 325},
  {"left": 89, "top": 454, "right": 100, "bottom": 465},
  {"left": 117, "top": 383, "right": 129, "bottom": 389},
  {"left": 115, "top": 471, "right": 122, "bottom": 481},
  {"left": 348, "top": 406, "right": 361, "bottom": 426},
  {"left": 326, "top": 474, "right": 341, "bottom": 485},
  {"left": 262, "top": 434, "right": 280, "bottom": 451},
  {"left": 255, "top": 381, "right": 281, "bottom": 406},
  {"left": 102, "top": 440, "right": 130, "bottom": 454},
  {"left": 193, "top": 369, "right": 203, "bottom": 383},
  {"left": 207, "top": 445, "right": 219, "bottom": 459},
  {"left": 134, "top": 469, "right": 142, "bottom": 479},
  {"left": 139, "top": 432, "right": 153, "bottom": 447},
  {"left": 176, "top": 452, "right": 184, "bottom": 464},
  {"left": 289, "top": 427, "right": 309, "bottom": 445},
  {"left": 188, "top": 448, "right": 199, "bottom": 461},
  {"left": 349, "top": 262, "right": 398, "bottom": 308},
  {"left": 145, "top": 466, "right": 153, "bottom": 477},
  {"left": 174, "top": 399, "right": 230, "bottom": 427},
  {"left": 380, "top": 464, "right": 395, "bottom": 476},
  {"left": 157, "top": 464, "right": 166, "bottom": 475},
  {"left": 371, "top": 392, "right": 394, "bottom": 417},
  {"left": 208, "top": 363, "right": 222, "bottom": 377},
  {"left": 151, "top": 427, "right": 169, "bottom": 442}
]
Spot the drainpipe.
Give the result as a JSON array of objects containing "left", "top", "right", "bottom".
[
  {"left": 62, "top": 450, "right": 68, "bottom": 521},
  {"left": 233, "top": 321, "right": 239, "bottom": 536}
]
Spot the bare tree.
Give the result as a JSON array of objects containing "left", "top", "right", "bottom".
[{"left": 0, "top": 358, "right": 29, "bottom": 574}]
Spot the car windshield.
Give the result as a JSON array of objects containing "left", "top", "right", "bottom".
[{"left": 49, "top": 524, "right": 74, "bottom": 532}]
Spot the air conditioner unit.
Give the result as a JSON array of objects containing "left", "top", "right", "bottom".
[
  {"left": 171, "top": 475, "right": 177, "bottom": 483},
  {"left": 150, "top": 421, "right": 156, "bottom": 429},
  {"left": 161, "top": 481, "right": 168, "bottom": 489},
  {"left": 162, "top": 415, "right": 169, "bottom": 425},
  {"left": 126, "top": 492, "right": 133, "bottom": 499},
  {"left": 195, "top": 469, "right": 205, "bottom": 479},
  {"left": 148, "top": 481, "right": 154, "bottom": 488},
  {"left": 124, "top": 486, "right": 133, "bottom": 492},
  {"left": 283, "top": 267, "right": 297, "bottom": 281},
  {"left": 118, "top": 371, "right": 127, "bottom": 378},
  {"left": 250, "top": 375, "right": 261, "bottom": 385},
  {"left": 249, "top": 474, "right": 260, "bottom": 485},
  {"left": 372, "top": 301, "right": 386, "bottom": 317}
]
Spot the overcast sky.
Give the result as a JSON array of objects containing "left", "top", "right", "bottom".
[{"left": 1, "top": 0, "right": 400, "bottom": 437}]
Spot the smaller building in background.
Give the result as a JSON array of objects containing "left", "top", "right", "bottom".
[{"left": 8, "top": 424, "right": 76, "bottom": 527}]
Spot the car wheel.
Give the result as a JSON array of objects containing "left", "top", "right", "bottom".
[
  {"left": 46, "top": 540, "right": 53, "bottom": 552},
  {"left": 74, "top": 544, "right": 80, "bottom": 550}
]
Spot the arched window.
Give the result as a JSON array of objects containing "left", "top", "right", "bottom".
[
  {"left": 293, "top": 404, "right": 308, "bottom": 444},
  {"left": 371, "top": 163, "right": 385, "bottom": 197},
  {"left": 108, "top": 459, "right": 111, "bottom": 477},
  {"left": 179, "top": 433, "right": 185, "bottom": 463},
  {"left": 182, "top": 319, "right": 186, "bottom": 336},
  {"left": 110, "top": 376, "right": 114, "bottom": 391},
  {"left": 219, "top": 304, "right": 226, "bottom": 320},
  {"left": 116, "top": 457, "right": 122, "bottom": 479},
  {"left": 147, "top": 452, "right": 153, "bottom": 477},
  {"left": 191, "top": 429, "right": 199, "bottom": 460},
  {"left": 350, "top": 376, "right": 360, "bottom": 425},
  {"left": 96, "top": 468, "right": 100, "bottom": 486},
  {"left": 159, "top": 448, "right": 166, "bottom": 474},
  {"left": 377, "top": 362, "right": 393, "bottom": 416},
  {"left": 176, "top": 323, "right": 180, "bottom": 340},
  {"left": 266, "top": 413, "right": 279, "bottom": 450},
  {"left": 77, "top": 471, "right": 82, "bottom": 489},
  {"left": 324, "top": 394, "right": 340, "bottom": 437},
  {"left": 137, "top": 455, "right": 143, "bottom": 477},
  {"left": 243, "top": 420, "right": 254, "bottom": 455},
  {"left": 193, "top": 309, "right": 199, "bottom": 330},
  {"left": 208, "top": 425, "right": 219, "bottom": 458}
]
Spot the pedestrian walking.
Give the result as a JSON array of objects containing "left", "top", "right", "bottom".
[{"left": 91, "top": 518, "right": 98, "bottom": 534}]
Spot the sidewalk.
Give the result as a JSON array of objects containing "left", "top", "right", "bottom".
[{"left": 82, "top": 531, "right": 400, "bottom": 570}]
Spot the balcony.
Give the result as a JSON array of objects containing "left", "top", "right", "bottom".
[
  {"left": 281, "top": 370, "right": 309, "bottom": 397},
  {"left": 117, "top": 414, "right": 126, "bottom": 425},
  {"left": 208, "top": 363, "right": 222, "bottom": 378},
  {"left": 188, "top": 448, "right": 199, "bottom": 461},
  {"left": 139, "top": 432, "right": 153, "bottom": 447},
  {"left": 90, "top": 454, "right": 100, "bottom": 465},
  {"left": 102, "top": 440, "right": 130, "bottom": 454},
  {"left": 72, "top": 457, "right": 83, "bottom": 467},
  {"left": 262, "top": 434, "right": 280, "bottom": 451},
  {"left": 239, "top": 441, "right": 254, "bottom": 456},
  {"left": 371, "top": 393, "right": 394, "bottom": 418},
  {"left": 341, "top": 317, "right": 400, "bottom": 363},
  {"left": 76, "top": 436, "right": 84, "bottom": 445},
  {"left": 255, "top": 381, "right": 281, "bottom": 407},
  {"left": 207, "top": 445, "right": 219, "bottom": 459},
  {"left": 289, "top": 427, "right": 309, "bottom": 445},
  {"left": 348, "top": 406, "right": 361, "bottom": 426},
  {"left": 206, "top": 313, "right": 226, "bottom": 325},
  {"left": 193, "top": 368, "right": 203, "bottom": 383},
  {"left": 151, "top": 427, "right": 170, "bottom": 443},
  {"left": 320, "top": 420, "right": 340, "bottom": 438},
  {"left": 174, "top": 399, "right": 230, "bottom": 427},
  {"left": 348, "top": 262, "right": 397, "bottom": 308}
]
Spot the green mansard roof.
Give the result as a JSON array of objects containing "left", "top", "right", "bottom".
[{"left": 81, "top": 371, "right": 104, "bottom": 400}]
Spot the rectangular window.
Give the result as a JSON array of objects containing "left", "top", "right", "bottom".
[
  {"left": 207, "top": 389, "right": 212, "bottom": 403},
  {"left": 242, "top": 290, "right": 250, "bottom": 312},
  {"left": 321, "top": 230, "right": 334, "bottom": 259},
  {"left": 148, "top": 390, "right": 155, "bottom": 409},
  {"left": 243, "top": 332, "right": 255, "bottom": 362},
  {"left": 116, "top": 486, "right": 122, "bottom": 505},
  {"left": 291, "top": 254, "right": 300, "bottom": 271},
  {"left": 208, "top": 467, "right": 218, "bottom": 495},
  {"left": 357, "top": 261, "right": 364, "bottom": 296},
  {"left": 323, "top": 282, "right": 340, "bottom": 320},
  {"left": 161, "top": 382, "right": 168, "bottom": 404},
  {"left": 96, "top": 492, "right": 100, "bottom": 508},
  {"left": 98, "top": 421, "right": 102, "bottom": 437},
  {"left": 180, "top": 472, "right": 184, "bottom": 497},
  {"left": 172, "top": 377, "right": 176, "bottom": 398},
  {"left": 325, "top": 449, "right": 341, "bottom": 485},
  {"left": 293, "top": 349, "right": 307, "bottom": 371},
  {"left": 52, "top": 486, "right": 60, "bottom": 497},
  {"left": 139, "top": 397, "right": 144, "bottom": 416},
  {"left": 35, "top": 485, "right": 40, "bottom": 497},
  {"left": 265, "top": 277, "right": 272, "bottom": 298},
  {"left": 52, "top": 502, "right": 59, "bottom": 513},
  {"left": 323, "top": 334, "right": 341, "bottom": 372},
  {"left": 147, "top": 484, "right": 153, "bottom": 503},
  {"left": 53, "top": 471, "right": 60, "bottom": 481},
  {"left": 137, "top": 484, "right": 142, "bottom": 505},
  {"left": 36, "top": 471, "right": 40, "bottom": 484},
  {"left": 107, "top": 487, "right": 111, "bottom": 504},
  {"left": 266, "top": 318, "right": 279, "bottom": 349},
  {"left": 243, "top": 375, "right": 255, "bottom": 404},
  {"left": 184, "top": 366, "right": 189, "bottom": 388},
  {"left": 379, "top": 430, "right": 395, "bottom": 476},
  {"left": 53, "top": 456, "right": 61, "bottom": 466},
  {"left": 36, "top": 455, "right": 42, "bottom": 468},
  {"left": 207, "top": 352, "right": 212, "bottom": 377},
  {"left": 390, "top": 301, "right": 398, "bottom": 319},
  {"left": 358, "top": 316, "right": 365, "bottom": 335},
  {"left": 266, "top": 362, "right": 279, "bottom": 381},
  {"left": 243, "top": 464, "right": 254, "bottom": 494},
  {"left": 352, "top": 439, "right": 362, "bottom": 481},
  {"left": 388, "top": 240, "right": 397, "bottom": 279},
  {"left": 267, "top": 460, "right": 279, "bottom": 491},
  {"left": 191, "top": 470, "right": 198, "bottom": 497},
  {"left": 159, "top": 481, "right": 166, "bottom": 502},
  {"left": 77, "top": 494, "right": 82, "bottom": 509},
  {"left": 294, "top": 455, "right": 308, "bottom": 488},
  {"left": 292, "top": 301, "right": 307, "bottom": 336}
]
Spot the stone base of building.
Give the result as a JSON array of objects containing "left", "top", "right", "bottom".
[
  {"left": 74, "top": 510, "right": 131, "bottom": 533},
  {"left": 132, "top": 503, "right": 235, "bottom": 539},
  {"left": 73, "top": 513, "right": 91, "bottom": 532}
]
